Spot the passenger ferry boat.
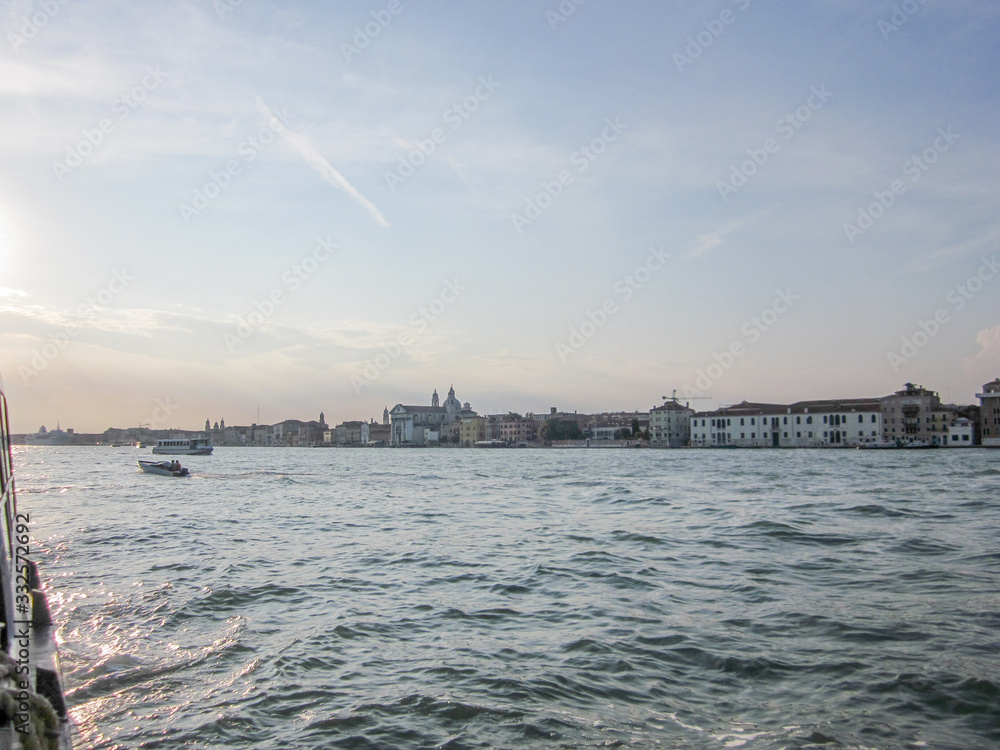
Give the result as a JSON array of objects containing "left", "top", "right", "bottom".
[
  {"left": 152, "top": 437, "right": 213, "bottom": 455},
  {"left": 0, "top": 376, "right": 73, "bottom": 748},
  {"left": 23, "top": 425, "right": 73, "bottom": 446}
]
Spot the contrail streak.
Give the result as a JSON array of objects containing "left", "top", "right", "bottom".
[{"left": 258, "top": 97, "right": 389, "bottom": 228}]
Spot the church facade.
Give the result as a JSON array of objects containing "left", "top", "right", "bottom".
[{"left": 389, "top": 387, "right": 477, "bottom": 445}]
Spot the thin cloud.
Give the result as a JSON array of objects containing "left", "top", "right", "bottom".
[
  {"left": 688, "top": 222, "right": 741, "bottom": 257},
  {"left": 257, "top": 97, "right": 389, "bottom": 228}
]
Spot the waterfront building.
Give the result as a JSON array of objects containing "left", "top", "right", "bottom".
[
  {"left": 222, "top": 424, "right": 256, "bottom": 445},
  {"left": 362, "top": 419, "right": 392, "bottom": 446},
  {"left": 649, "top": 400, "right": 694, "bottom": 448},
  {"left": 439, "top": 420, "right": 461, "bottom": 445},
  {"left": 926, "top": 406, "right": 980, "bottom": 446},
  {"left": 249, "top": 423, "right": 276, "bottom": 446},
  {"left": 945, "top": 417, "right": 975, "bottom": 447},
  {"left": 497, "top": 414, "right": 537, "bottom": 444},
  {"left": 584, "top": 412, "right": 650, "bottom": 440},
  {"left": 688, "top": 385, "right": 990, "bottom": 449},
  {"left": 979, "top": 378, "right": 1000, "bottom": 447},
  {"left": 786, "top": 398, "right": 883, "bottom": 447},
  {"left": 334, "top": 420, "right": 365, "bottom": 445},
  {"left": 390, "top": 386, "right": 477, "bottom": 446},
  {"left": 881, "top": 383, "right": 941, "bottom": 444},
  {"left": 690, "top": 402, "right": 788, "bottom": 447},
  {"left": 690, "top": 398, "right": 883, "bottom": 448},
  {"left": 271, "top": 418, "right": 326, "bottom": 446},
  {"left": 459, "top": 416, "right": 488, "bottom": 447},
  {"left": 481, "top": 415, "right": 504, "bottom": 442}
]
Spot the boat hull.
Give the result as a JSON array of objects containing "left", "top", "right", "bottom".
[
  {"left": 858, "top": 440, "right": 937, "bottom": 450},
  {"left": 1, "top": 378, "right": 74, "bottom": 747},
  {"left": 138, "top": 460, "right": 189, "bottom": 477},
  {"left": 151, "top": 447, "right": 213, "bottom": 455}
]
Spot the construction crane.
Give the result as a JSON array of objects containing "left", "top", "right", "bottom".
[
  {"left": 662, "top": 389, "right": 712, "bottom": 409},
  {"left": 664, "top": 389, "right": 710, "bottom": 403}
]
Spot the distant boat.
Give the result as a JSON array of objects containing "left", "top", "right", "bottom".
[
  {"left": 24, "top": 424, "right": 73, "bottom": 446},
  {"left": 152, "top": 437, "right": 213, "bottom": 455},
  {"left": 901, "top": 440, "right": 936, "bottom": 449},
  {"left": 857, "top": 441, "right": 898, "bottom": 450},
  {"left": 474, "top": 440, "right": 507, "bottom": 448},
  {"left": 138, "top": 459, "right": 190, "bottom": 477},
  {"left": 858, "top": 439, "right": 937, "bottom": 450}
]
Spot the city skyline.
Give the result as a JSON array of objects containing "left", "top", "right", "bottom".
[
  {"left": 2, "top": 1, "right": 999, "bottom": 433},
  {"left": 14, "top": 377, "right": 992, "bottom": 438}
]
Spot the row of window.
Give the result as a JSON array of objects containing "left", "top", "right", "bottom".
[
  {"left": 694, "top": 429, "right": 884, "bottom": 441},
  {"left": 887, "top": 416, "right": 964, "bottom": 424},
  {"left": 699, "top": 413, "right": 879, "bottom": 428}
]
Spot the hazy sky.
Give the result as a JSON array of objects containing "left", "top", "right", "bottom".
[{"left": 1, "top": 0, "right": 998, "bottom": 433}]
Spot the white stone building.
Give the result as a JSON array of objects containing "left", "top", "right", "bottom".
[
  {"left": 689, "top": 402, "right": 788, "bottom": 447},
  {"left": 944, "top": 417, "right": 975, "bottom": 447},
  {"left": 389, "top": 386, "right": 476, "bottom": 446},
  {"left": 690, "top": 398, "right": 883, "bottom": 448},
  {"left": 785, "top": 399, "right": 883, "bottom": 447}
]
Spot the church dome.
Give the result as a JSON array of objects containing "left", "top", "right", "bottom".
[{"left": 443, "top": 385, "right": 462, "bottom": 416}]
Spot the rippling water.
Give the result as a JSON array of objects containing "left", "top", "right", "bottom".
[{"left": 13, "top": 446, "right": 1000, "bottom": 749}]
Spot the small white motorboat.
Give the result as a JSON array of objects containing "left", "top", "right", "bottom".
[{"left": 138, "top": 459, "right": 190, "bottom": 477}]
